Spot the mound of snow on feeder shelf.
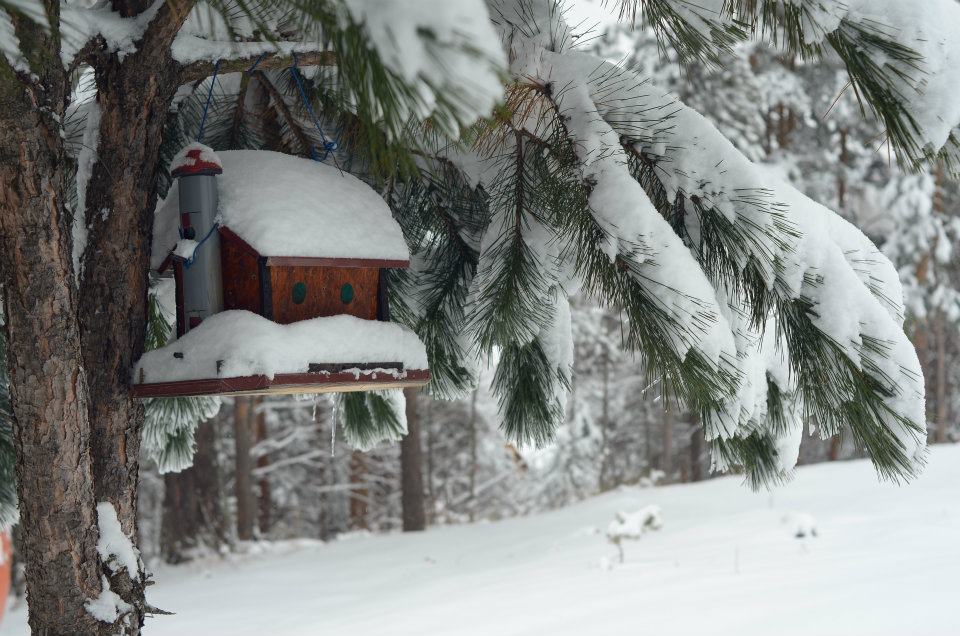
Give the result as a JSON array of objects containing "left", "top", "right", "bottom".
[
  {"left": 152, "top": 150, "right": 409, "bottom": 269},
  {"left": 133, "top": 311, "right": 428, "bottom": 383}
]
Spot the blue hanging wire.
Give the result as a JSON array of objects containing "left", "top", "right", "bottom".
[
  {"left": 196, "top": 59, "right": 221, "bottom": 143},
  {"left": 290, "top": 53, "right": 339, "bottom": 162},
  {"left": 183, "top": 222, "right": 220, "bottom": 269},
  {"left": 246, "top": 52, "right": 266, "bottom": 75},
  {"left": 181, "top": 58, "right": 231, "bottom": 268}
]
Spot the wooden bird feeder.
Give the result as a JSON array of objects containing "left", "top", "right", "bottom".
[{"left": 133, "top": 144, "right": 429, "bottom": 398}]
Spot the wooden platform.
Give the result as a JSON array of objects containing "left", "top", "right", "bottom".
[{"left": 132, "top": 367, "right": 430, "bottom": 398}]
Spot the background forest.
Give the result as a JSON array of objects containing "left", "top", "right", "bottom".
[{"left": 0, "top": 20, "right": 942, "bottom": 570}]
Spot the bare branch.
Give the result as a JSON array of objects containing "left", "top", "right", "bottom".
[{"left": 178, "top": 49, "right": 336, "bottom": 84}]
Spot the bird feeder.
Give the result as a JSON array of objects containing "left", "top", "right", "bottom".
[{"left": 133, "top": 144, "right": 430, "bottom": 398}]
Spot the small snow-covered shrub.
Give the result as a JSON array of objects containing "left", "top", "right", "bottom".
[
  {"left": 784, "top": 512, "right": 818, "bottom": 539},
  {"left": 606, "top": 505, "right": 662, "bottom": 563}
]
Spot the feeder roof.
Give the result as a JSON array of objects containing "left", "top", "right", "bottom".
[
  {"left": 152, "top": 150, "right": 409, "bottom": 269},
  {"left": 132, "top": 310, "right": 428, "bottom": 386}
]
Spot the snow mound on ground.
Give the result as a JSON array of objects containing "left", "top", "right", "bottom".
[
  {"left": 606, "top": 505, "right": 663, "bottom": 541},
  {"left": 153, "top": 150, "right": 409, "bottom": 268},
  {"left": 133, "top": 310, "right": 429, "bottom": 383}
]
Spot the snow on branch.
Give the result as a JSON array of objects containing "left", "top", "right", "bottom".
[
  {"left": 488, "top": 0, "right": 925, "bottom": 480},
  {"left": 176, "top": 43, "right": 336, "bottom": 83}
]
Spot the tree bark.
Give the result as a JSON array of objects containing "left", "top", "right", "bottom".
[
  {"left": 467, "top": 388, "right": 479, "bottom": 521},
  {"left": 348, "top": 451, "right": 369, "bottom": 529},
  {"left": 933, "top": 310, "right": 949, "bottom": 443},
  {"left": 160, "top": 418, "right": 225, "bottom": 563},
  {"left": 661, "top": 403, "right": 673, "bottom": 482},
  {"left": 828, "top": 434, "right": 842, "bottom": 461},
  {"left": 233, "top": 399, "right": 256, "bottom": 541},
  {"left": 689, "top": 425, "right": 704, "bottom": 482},
  {"left": 254, "top": 398, "right": 272, "bottom": 534},
  {"left": 72, "top": 1, "right": 194, "bottom": 630},
  {"left": 0, "top": 22, "right": 105, "bottom": 630},
  {"left": 400, "top": 388, "right": 426, "bottom": 531},
  {"left": 598, "top": 353, "right": 615, "bottom": 492}
]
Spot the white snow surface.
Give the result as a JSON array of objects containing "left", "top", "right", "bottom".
[
  {"left": 152, "top": 150, "right": 409, "bottom": 268},
  {"left": 60, "top": 0, "right": 163, "bottom": 66},
  {"left": 5, "top": 446, "right": 958, "bottom": 635},
  {"left": 96, "top": 502, "right": 142, "bottom": 581},
  {"left": 133, "top": 310, "right": 429, "bottom": 384},
  {"left": 84, "top": 576, "right": 132, "bottom": 624}
]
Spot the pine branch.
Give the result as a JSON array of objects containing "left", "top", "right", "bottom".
[
  {"left": 252, "top": 70, "right": 316, "bottom": 157},
  {"left": 179, "top": 50, "right": 336, "bottom": 84}
]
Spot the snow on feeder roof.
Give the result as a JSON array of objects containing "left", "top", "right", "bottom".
[
  {"left": 152, "top": 149, "right": 409, "bottom": 269},
  {"left": 132, "top": 311, "right": 429, "bottom": 397},
  {"left": 170, "top": 142, "right": 223, "bottom": 177}
]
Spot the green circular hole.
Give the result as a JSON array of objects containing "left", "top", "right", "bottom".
[
  {"left": 340, "top": 283, "right": 354, "bottom": 304},
  {"left": 292, "top": 281, "right": 307, "bottom": 304}
]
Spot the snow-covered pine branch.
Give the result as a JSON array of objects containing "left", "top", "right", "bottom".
[{"left": 481, "top": 0, "right": 925, "bottom": 482}]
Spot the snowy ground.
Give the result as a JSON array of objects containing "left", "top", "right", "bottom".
[{"left": 3, "top": 445, "right": 958, "bottom": 635}]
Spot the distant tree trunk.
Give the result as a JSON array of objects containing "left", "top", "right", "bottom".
[
  {"left": 828, "top": 435, "right": 842, "bottom": 461},
  {"left": 400, "top": 388, "right": 427, "bottom": 531},
  {"left": 467, "top": 388, "right": 479, "bottom": 521},
  {"left": 598, "top": 353, "right": 615, "bottom": 491},
  {"left": 254, "top": 398, "right": 272, "bottom": 534},
  {"left": 661, "top": 403, "right": 674, "bottom": 482},
  {"left": 233, "top": 398, "right": 256, "bottom": 541},
  {"left": 348, "top": 451, "right": 369, "bottom": 529},
  {"left": 161, "top": 418, "right": 225, "bottom": 563},
  {"left": 837, "top": 127, "right": 848, "bottom": 210},
  {"left": 424, "top": 399, "right": 435, "bottom": 520},
  {"left": 933, "top": 311, "right": 949, "bottom": 443},
  {"left": 689, "top": 425, "right": 704, "bottom": 482}
]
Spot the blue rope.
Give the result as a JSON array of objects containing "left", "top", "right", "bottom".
[
  {"left": 196, "top": 59, "right": 221, "bottom": 143},
  {"left": 290, "top": 53, "right": 338, "bottom": 161},
  {"left": 246, "top": 52, "right": 266, "bottom": 75},
  {"left": 183, "top": 222, "right": 221, "bottom": 269}
]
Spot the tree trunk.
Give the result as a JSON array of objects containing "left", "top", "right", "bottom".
[
  {"left": 160, "top": 418, "right": 225, "bottom": 563},
  {"left": 0, "top": 25, "right": 105, "bottom": 630},
  {"left": 689, "top": 425, "right": 704, "bottom": 482},
  {"left": 933, "top": 310, "right": 949, "bottom": 443},
  {"left": 400, "top": 388, "right": 426, "bottom": 531},
  {"left": 348, "top": 451, "right": 369, "bottom": 529},
  {"left": 233, "top": 398, "right": 256, "bottom": 541},
  {"left": 467, "top": 388, "right": 479, "bottom": 521},
  {"left": 73, "top": 2, "right": 193, "bottom": 630},
  {"left": 828, "top": 434, "right": 842, "bottom": 461},
  {"left": 254, "top": 398, "right": 272, "bottom": 534},
  {"left": 661, "top": 403, "right": 674, "bottom": 482},
  {"left": 598, "top": 353, "right": 614, "bottom": 492}
]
